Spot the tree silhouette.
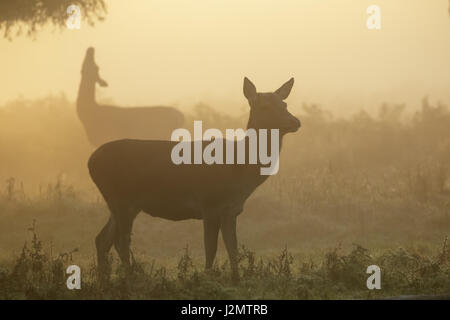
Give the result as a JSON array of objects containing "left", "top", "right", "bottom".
[{"left": 0, "top": 0, "right": 106, "bottom": 39}]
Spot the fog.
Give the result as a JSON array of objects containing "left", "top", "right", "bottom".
[
  {"left": 1, "top": 0, "right": 450, "bottom": 115},
  {"left": 2, "top": 1, "right": 450, "bottom": 299}
]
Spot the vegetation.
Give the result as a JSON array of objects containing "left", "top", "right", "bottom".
[
  {"left": 0, "top": 226, "right": 448, "bottom": 299},
  {"left": 0, "top": 95, "right": 450, "bottom": 299},
  {"left": 0, "top": 0, "right": 106, "bottom": 39}
]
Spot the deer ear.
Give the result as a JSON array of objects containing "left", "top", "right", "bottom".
[
  {"left": 86, "top": 47, "right": 95, "bottom": 57},
  {"left": 84, "top": 47, "right": 95, "bottom": 64},
  {"left": 243, "top": 77, "right": 257, "bottom": 101},
  {"left": 82, "top": 47, "right": 96, "bottom": 73},
  {"left": 275, "top": 78, "right": 294, "bottom": 100}
]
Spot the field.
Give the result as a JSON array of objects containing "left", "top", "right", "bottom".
[{"left": 0, "top": 95, "right": 450, "bottom": 299}]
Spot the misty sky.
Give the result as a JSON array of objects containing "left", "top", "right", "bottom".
[{"left": 1, "top": 0, "right": 450, "bottom": 115}]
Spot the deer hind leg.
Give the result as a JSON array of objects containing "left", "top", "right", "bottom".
[
  {"left": 95, "top": 216, "right": 116, "bottom": 272},
  {"left": 113, "top": 205, "right": 139, "bottom": 267},
  {"left": 221, "top": 214, "right": 239, "bottom": 282},
  {"left": 203, "top": 215, "right": 221, "bottom": 271}
]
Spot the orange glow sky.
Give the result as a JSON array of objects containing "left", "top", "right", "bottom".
[{"left": 1, "top": 0, "right": 450, "bottom": 115}]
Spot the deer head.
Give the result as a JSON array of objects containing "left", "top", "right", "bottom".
[
  {"left": 81, "top": 47, "right": 108, "bottom": 87},
  {"left": 243, "top": 77, "right": 300, "bottom": 135}
]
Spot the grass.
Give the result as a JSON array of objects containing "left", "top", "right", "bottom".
[{"left": 0, "top": 225, "right": 448, "bottom": 299}]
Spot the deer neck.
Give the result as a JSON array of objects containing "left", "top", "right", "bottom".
[
  {"left": 234, "top": 120, "right": 285, "bottom": 191},
  {"left": 76, "top": 76, "right": 97, "bottom": 114},
  {"left": 245, "top": 116, "right": 286, "bottom": 154}
]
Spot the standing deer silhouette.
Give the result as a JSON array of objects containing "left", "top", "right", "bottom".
[
  {"left": 77, "top": 47, "right": 184, "bottom": 147},
  {"left": 88, "top": 77, "right": 300, "bottom": 281}
]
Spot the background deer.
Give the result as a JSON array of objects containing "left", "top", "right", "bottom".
[
  {"left": 77, "top": 47, "right": 184, "bottom": 147},
  {"left": 88, "top": 77, "right": 300, "bottom": 280}
]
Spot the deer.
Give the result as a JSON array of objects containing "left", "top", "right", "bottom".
[
  {"left": 88, "top": 77, "right": 301, "bottom": 281},
  {"left": 76, "top": 47, "right": 184, "bottom": 147}
]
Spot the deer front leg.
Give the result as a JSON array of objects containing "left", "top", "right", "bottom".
[
  {"left": 203, "top": 215, "right": 220, "bottom": 271},
  {"left": 221, "top": 214, "right": 239, "bottom": 282}
]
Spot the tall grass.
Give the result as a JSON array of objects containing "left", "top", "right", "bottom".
[{"left": 0, "top": 226, "right": 448, "bottom": 299}]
